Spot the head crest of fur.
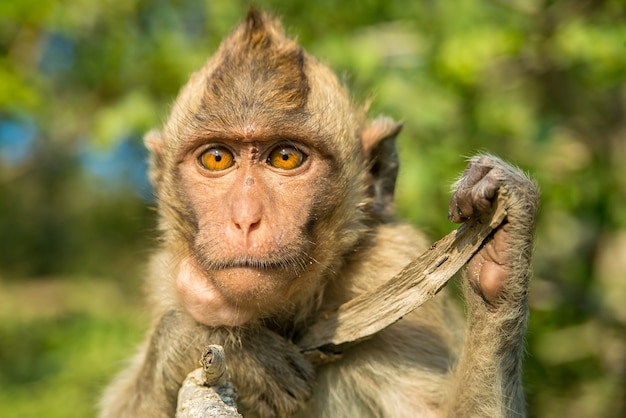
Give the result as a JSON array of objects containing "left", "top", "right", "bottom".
[{"left": 199, "top": 9, "right": 310, "bottom": 123}]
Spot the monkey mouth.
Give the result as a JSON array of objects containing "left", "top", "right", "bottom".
[
  {"left": 192, "top": 240, "right": 316, "bottom": 276},
  {"left": 199, "top": 256, "right": 311, "bottom": 275}
]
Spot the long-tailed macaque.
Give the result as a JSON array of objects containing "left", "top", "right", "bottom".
[{"left": 100, "top": 9, "right": 539, "bottom": 418}]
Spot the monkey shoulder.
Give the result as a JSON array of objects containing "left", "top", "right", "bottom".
[
  {"left": 308, "top": 223, "right": 461, "bottom": 415},
  {"left": 337, "top": 222, "right": 431, "bottom": 294},
  {"left": 368, "top": 222, "right": 431, "bottom": 260},
  {"left": 324, "top": 221, "right": 462, "bottom": 349},
  {"left": 331, "top": 221, "right": 463, "bottom": 361}
]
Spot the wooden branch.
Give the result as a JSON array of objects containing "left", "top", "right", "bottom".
[
  {"left": 176, "top": 345, "right": 242, "bottom": 418},
  {"left": 297, "top": 196, "right": 507, "bottom": 356},
  {"left": 200, "top": 345, "right": 229, "bottom": 386}
]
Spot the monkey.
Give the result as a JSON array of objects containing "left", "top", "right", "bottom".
[{"left": 99, "top": 9, "right": 539, "bottom": 418}]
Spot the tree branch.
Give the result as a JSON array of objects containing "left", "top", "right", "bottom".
[{"left": 176, "top": 345, "right": 241, "bottom": 418}]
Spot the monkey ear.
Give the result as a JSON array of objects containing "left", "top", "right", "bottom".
[
  {"left": 144, "top": 129, "right": 165, "bottom": 191},
  {"left": 361, "top": 117, "right": 403, "bottom": 221}
]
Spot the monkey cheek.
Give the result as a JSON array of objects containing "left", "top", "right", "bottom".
[
  {"left": 175, "top": 260, "right": 256, "bottom": 326},
  {"left": 181, "top": 264, "right": 295, "bottom": 325}
]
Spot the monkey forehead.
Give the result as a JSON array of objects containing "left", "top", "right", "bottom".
[
  {"left": 163, "top": 11, "right": 364, "bottom": 161},
  {"left": 165, "top": 60, "right": 362, "bottom": 155}
]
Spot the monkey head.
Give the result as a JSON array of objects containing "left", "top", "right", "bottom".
[{"left": 144, "top": 10, "right": 401, "bottom": 326}]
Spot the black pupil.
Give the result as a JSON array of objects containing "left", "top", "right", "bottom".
[
  {"left": 214, "top": 152, "right": 222, "bottom": 162},
  {"left": 282, "top": 151, "right": 289, "bottom": 161}
]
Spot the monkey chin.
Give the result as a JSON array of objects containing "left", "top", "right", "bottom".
[{"left": 175, "top": 257, "right": 298, "bottom": 327}]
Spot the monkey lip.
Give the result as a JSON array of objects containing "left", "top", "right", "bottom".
[
  {"left": 220, "top": 260, "right": 284, "bottom": 270},
  {"left": 206, "top": 257, "right": 304, "bottom": 273}
]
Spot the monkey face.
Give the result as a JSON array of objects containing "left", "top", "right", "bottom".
[{"left": 173, "top": 130, "right": 338, "bottom": 321}]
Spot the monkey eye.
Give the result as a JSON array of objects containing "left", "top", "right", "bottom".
[
  {"left": 267, "top": 145, "right": 306, "bottom": 170},
  {"left": 199, "top": 147, "right": 235, "bottom": 171}
]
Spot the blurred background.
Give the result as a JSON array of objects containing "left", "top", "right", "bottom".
[{"left": 1, "top": 0, "right": 625, "bottom": 416}]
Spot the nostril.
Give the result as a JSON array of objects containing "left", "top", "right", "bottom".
[
  {"left": 233, "top": 219, "right": 261, "bottom": 236},
  {"left": 248, "top": 220, "right": 261, "bottom": 233}
]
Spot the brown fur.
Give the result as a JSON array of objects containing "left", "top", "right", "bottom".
[{"left": 100, "top": 9, "right": 538, "bottom": 418}]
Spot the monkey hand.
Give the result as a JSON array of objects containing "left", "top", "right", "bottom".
[
  {"left": 228, "top": 326, "right": 315, "bottom": 418},
  {"left": 448, "top": 155, "right": 539, "bottom": 306}
]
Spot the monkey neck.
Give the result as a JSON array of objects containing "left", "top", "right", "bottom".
[{"left": 260, "top": 317, "right": 301, "bottom": 341}]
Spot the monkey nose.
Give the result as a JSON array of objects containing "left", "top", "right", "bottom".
[
  {"left": 229, "top": 189, "right": 264, "bottom": 241},
  {"left": 230, "top": 202, "right": 263, "bottom": 239}
]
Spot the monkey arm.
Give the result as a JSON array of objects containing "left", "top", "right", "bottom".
[
  {"left": 446, "top": 270, "right": 530, "bottom": 418},
  {"left": 445, "top": 155, "right": 539, "bottom": 418}
]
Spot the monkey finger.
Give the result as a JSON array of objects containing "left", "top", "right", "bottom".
[
  {"left": 449, "top": 190, "right": 474, "bottom": 223},
  {"left": 469, "top": 175, "right": 500, "bottom": 215}
]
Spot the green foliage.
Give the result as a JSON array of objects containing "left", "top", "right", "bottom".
[
  {"left": 1, "top": 0, "right": 625, "bottom": 417},
  {"left": 0, "top": 280, "right": 146, "bottom": 418}
]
